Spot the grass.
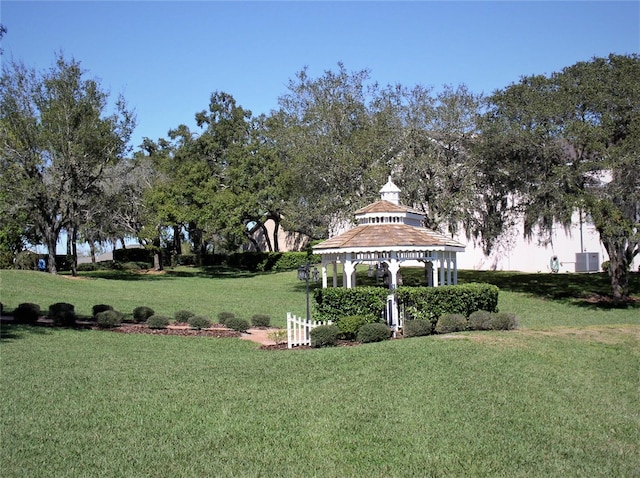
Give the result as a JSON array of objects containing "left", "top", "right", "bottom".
[
  {"left": 1, "top": 267, "right": 639, "bottom": 476},
  {"left": 0, "top": 267, "right": 312, "bottom": 327},
  {"left": 1, "top": 326, "right": 638, "bottom": 477}
]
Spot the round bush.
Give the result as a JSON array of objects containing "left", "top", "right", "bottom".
[
  {"left": 13, "top": 303, "right": 41, "bottom": 324},
  {"left": 217, "top": 311, "right": 235, "bottom": 326},
  {"left": 133, "top": 306, "right": 155, "bottom": 323},
  {"left": 96, "top": 310, "right": 123, "bottom": 328},
  {"left": 92, "top": 304, "right": 114, "bottom": 317},
  {"left": 225, "top": 317, "right": 250, "bottom": 333},
  {"left": 336, "top": 315, "right": 377, "bottom": 340},
  {"left": 49, "top": 302, "right": 76, "bottom": 327},
  {"left": 310, "top": 324, "right": 340, "bottom": 348},
  {"left": 147, "top": 315, "right": 170, "bottom": 329},
  {"left": 357, "top": 323, "right": 391, "bottom": 343},
  {"left": 468, "top": 310, "right": 493, "bottom": 331},
  {"left": 251, "top": 314, "right": 271, "bottom": 328},
  {"left": 435, "top": 313, "right": 467, "bottom": 334},
  {"left": 174, "top": 309, "right": 195, "bottom": 323},
  {"left": 491, "top": 312, "right": 518, "bottom": 330},
  {"left": 403, "top": 319, "right": 433, "bottom": 338},
  {"left": 188, "top": 315, "right": 212, "bottom": 330}
]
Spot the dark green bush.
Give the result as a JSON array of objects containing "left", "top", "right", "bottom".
[
  {"left": 396, "top": 283, "right": 499, "bottom": 326},
  {"left": 133, "top": 306, "right": 155, "bottom": 323},
  {"left": 188, "top": 315, "right": 212, "bottom": 330},
  {"left": 357, "top": 323, "right": 391, "bottom": 343},
  {"left": 49, "top": 302, "right": 76, "bottom": 327},
  {"left": 491, "top": 312, "right": 518, "bottom": 331},
  {"left": 174, "top": 310, "right": 195, "bottom": 323},
  {"left": 468, "top": 310, "right": 494, "bottom": 331},
  {"left": 95, "top": 310, "right": 123, "bottom": 328},
  {"left": 314, "top": 287, "right": 388, "bottom": 323},
  {"left": 435, "top": 313, "right": 467, "bottom": 334},
  {"left": 225, "top": 317, "right": 250, "bottom": 333},
  {"left": 13, "top": 303, "right": 41, "bottom": 324},
  {"left": 403, "top": 319, "right": 433, "bottom": 338},
  {"left": 92, "top": 304, "right": 114, "bottom": 317},
  {"left": 251, "top": 314, "right": 271, "bottom": 327},
  {"left": 310, "top": 324, "right": 340, "bottom": 348},
  {"left": 336, "top": 314, "right": 378, "bottom": 340},
  {"left": 217, "top": 311, "right": 235, "bottom": 325},
  {"left": 147, "top": 315, "right": 170, "bottom": 329}
]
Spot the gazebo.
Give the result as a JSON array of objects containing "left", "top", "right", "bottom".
[{"left": 312, "top": 177, "right": 466, "bottom": 328}]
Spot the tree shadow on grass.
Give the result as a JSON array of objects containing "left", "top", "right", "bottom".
[
  {"left": 0, "top": 323, "right": 53, "bottom": 342},
  {"left": 79, "top": 266, "right": 260, "bottom": 281},
  {"left": 457, "top": 270, "right": 640, "bottom": 310}
]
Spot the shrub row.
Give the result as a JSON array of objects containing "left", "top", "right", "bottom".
[
  {"left": 403, "top": 310, "right": 518, "bottom": 338},
  {"left": 396, "top": 283, "right": 499, "bottom": 326}
]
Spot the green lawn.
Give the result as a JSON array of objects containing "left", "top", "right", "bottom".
[{"left": 1, "top": 268, "right": 639, "bottom": 477}]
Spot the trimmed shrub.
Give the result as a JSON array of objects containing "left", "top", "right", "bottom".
[
  {"left": 217, "top": 311, "right": 235, "bottom": 325},
  {"left": 49, "top": 302, "right": 76, "bottom": 327},
  {"left": 174, "top": 310, "right": 195, "bottom": 323},
  {"left": 188, "top": 315, "right": 211, "bottom": 330},
  {"left": 225, "top": 317, "right": 250, "bottom": 333},
  {"left": 403, "top": 319, "right": 433, "bottom": 338},
  {"left": 92, "top": 304, "right": 114, "bottom": 317},
  {"left": 396, "top": 283, "right": 499, "bottom": 326},
  {"left": 96, "top": 310, "right": 123, "bottom": 328},
  {"left": 314, "top": 287, "right": 388, "bottom": 323},
  {"left": 491, "top": 312, "right": 518, "bottom": 331},
  {"left": 147, "top": 315, "right": 170, "bottom": 329},
  {"left": 468, "top": 310, "right": 494, "bottom": 331},
  {"left": 357, "top": 323, "right": 391, "bottom": 343},
  {"left": 13, "top": 303, "right": 41, "bottom": 324},
  {"left": 13, "top": 302, "right": 41, "bottom": 324},
  {"left": 251, "top": 314, "right": 271, "bottom": 328},
  {"left": 336, "top": 314, "right": 378, "bottom": 340},
  {"left": 435, "top": 313, "right": 467, "bottom": 334},
  {"left": 310, "top": 324, "right": 340, "bottom": 348},
  {"left": 133, "top": 306, "right": 155, "bottom": 323}
]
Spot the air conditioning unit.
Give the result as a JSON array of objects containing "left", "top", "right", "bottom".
[{"left": 575, "top": 252, "right": 599, "bottom": 273}]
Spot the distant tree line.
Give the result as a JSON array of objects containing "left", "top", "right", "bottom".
[{"left": 1, "top": 53, "right": 638, "bottom": 300}]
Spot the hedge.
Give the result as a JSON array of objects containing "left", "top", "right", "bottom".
[
  {"left": 396, "top": 283, "right": 499, "bottom": 326},
  {"left": 314, "top": 287, "right": 389, "bottom": 323}
]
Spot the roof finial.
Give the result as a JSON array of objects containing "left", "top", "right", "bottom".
[{"left": 380, "top": 176, "right": 401, "bottom": 205}]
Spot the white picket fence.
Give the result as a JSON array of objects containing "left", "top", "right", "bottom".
[{"left": 286, "top": 312, "right": 332, "bottom": 348}]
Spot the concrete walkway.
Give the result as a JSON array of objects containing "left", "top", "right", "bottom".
[{"left": 240, "top": 328, "right": 283, "bottom": 346}]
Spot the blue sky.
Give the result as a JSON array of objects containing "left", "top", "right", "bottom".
[{"left": 2, "top": 1, "right": 639, "bottom": 150}]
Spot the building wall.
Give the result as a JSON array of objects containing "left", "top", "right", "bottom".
[{"left": 453, "top": 211, "right": 614, "bottom": 273}]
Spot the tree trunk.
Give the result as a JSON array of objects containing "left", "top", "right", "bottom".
[
  {"left": 603, "top": 238, "right": 631, "bottom": 301},
  {"left": 70, "top": 226, "right": 78, "bottom": 276},
  {"left": 260, "top": 223, "right": 273, "bottom": 252},
  {"left": 152, "top": 236, "right": 163, "bottom": 271},
  {"left": 90, "top": 242, "right": 97, "bottom": 263},
  {"left": 272, "top": 218, "right": 281, "bottom": 252},
  {"left": 46, "top": 234, "right": 58, "bottom": 274}
]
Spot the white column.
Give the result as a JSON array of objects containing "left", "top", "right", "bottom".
[
  {"left": 447, "top": 252, "right": 453, "bottom": 285},
  {"left": 321, "top": 260, "right": 328, "bottom": 288},
  {"left": 425, "top": 261, "right": 434, "bottom": 287},
  {"left": 332, "top": 262, "right": 338, "bottom": 288},
  {"left": 439, "top": 252, "right": 445, "bottom": 287},
  {"left": 453, "top": 254, "right": 458, "bottom": 284},
  {"left": 388, "top": 252, "right": 400, "bottom": 290},
  {"left": 343, "top": 253, "right": 355, "bottom": 288}
]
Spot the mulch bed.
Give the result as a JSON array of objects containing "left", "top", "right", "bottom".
[{"left": 109, "top": 323, "right": 241, "bottom": 338}]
